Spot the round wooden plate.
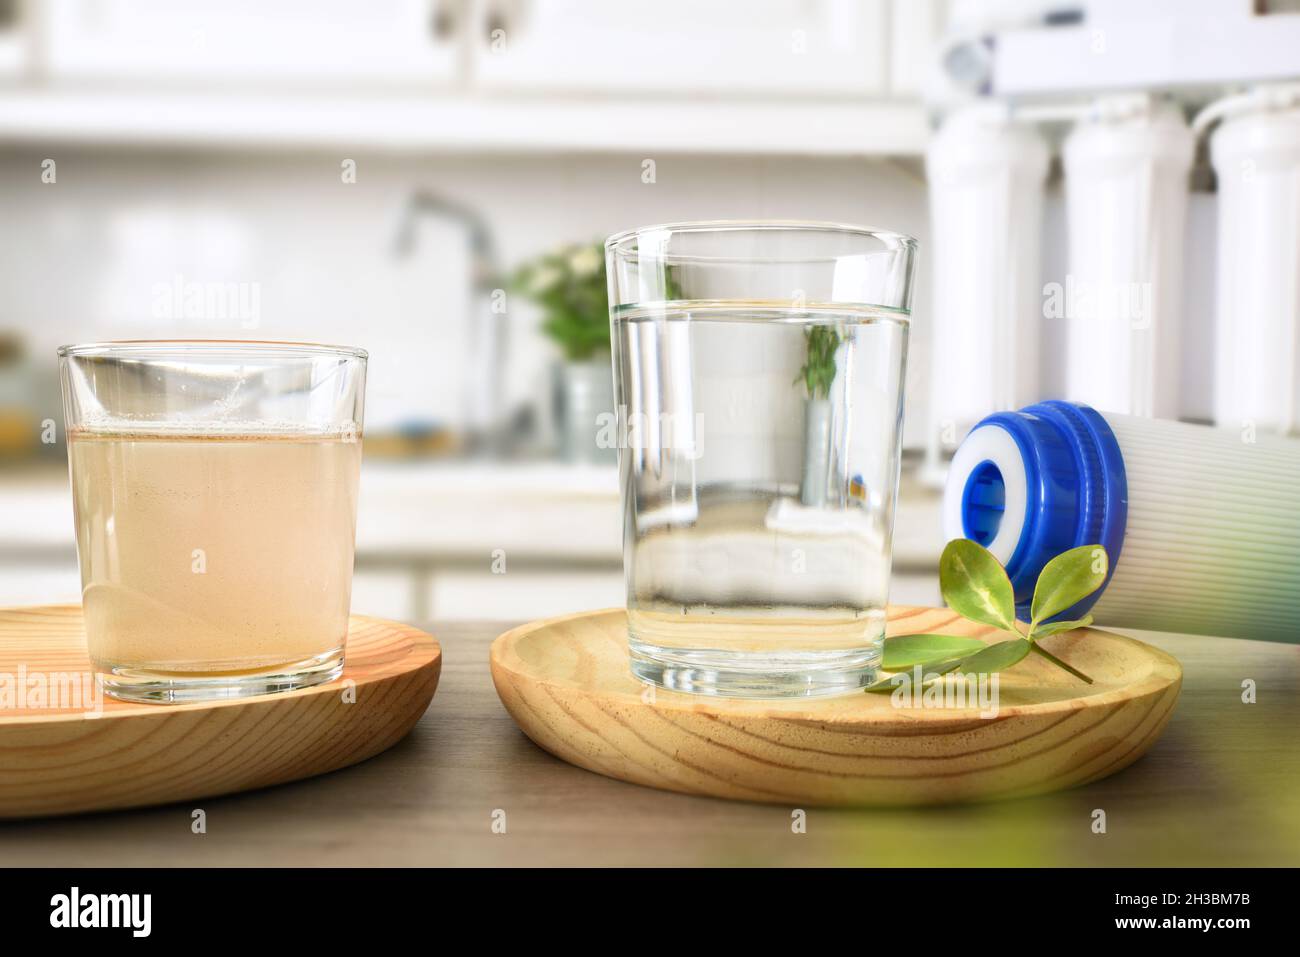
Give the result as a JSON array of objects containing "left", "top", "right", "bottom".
[
  {"left": 490, "top": 606, "right": 1182, "bottom": 807},
  {"left": 0, "top": 605, "right": 440, "bottom": 819}
]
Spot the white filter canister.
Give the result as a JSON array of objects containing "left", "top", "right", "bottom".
[
  {"left": 1209, "top": 90, "right": 1300, "bottom": 436},
  {"left": 1062, "top": 102, "right": 1194, "bottom": 418},
  {"left": 926, "top": 106, "right": 1049, "bottom": 449},
  {"left": 943, "top": 400, "right": 1300, "bottom": 643}
]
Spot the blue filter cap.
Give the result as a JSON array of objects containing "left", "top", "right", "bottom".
[{"left": 941, "top": 401, "right": 1128, "bottom": 622}]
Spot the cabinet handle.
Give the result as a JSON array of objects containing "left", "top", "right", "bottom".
[
  {"left": 429, "top": 0, "right": 459, "bottom": 42},
  {"left": 485, "top": 6, "right": 508, "bottom": 45}
]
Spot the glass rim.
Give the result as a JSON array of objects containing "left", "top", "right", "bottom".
[
  {"left": 605, "top": 219, "right": 918, "bottom": 256},
  {"left": 56, "top": 338, "right": 368, "bottom": 361}
]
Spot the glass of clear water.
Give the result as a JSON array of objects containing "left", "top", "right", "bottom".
[{"left": 605, "top": 222, "right": 916, "bottom": 697}]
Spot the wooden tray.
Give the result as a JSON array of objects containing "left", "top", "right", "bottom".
[
  {"left": 491, "top": 606, "right": 1182, "bottom": 807},
  {"left": 0, "top": 606, "right": 440, "bottom": 819}
]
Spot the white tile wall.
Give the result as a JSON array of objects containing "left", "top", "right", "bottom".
[{"left": 0, "top": 149, "right": 933, "bottom": 443}]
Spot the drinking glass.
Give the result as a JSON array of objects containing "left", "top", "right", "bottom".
[
  {"left": 605, "top": 221, "right": 916, "bottom": 697},
  {"left": 58, "top": 340, "right": 366, "bottom": 703}
]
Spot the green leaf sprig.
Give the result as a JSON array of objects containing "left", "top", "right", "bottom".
[
  {"left": 868, "top": 539, "right": 1108, "bottom": 693},
  {"left": 794, "top": 325, "right": 841, "bottom": 400}
]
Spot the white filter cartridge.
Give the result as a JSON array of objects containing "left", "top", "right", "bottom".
[
  {"left": 1062, "top": 102, "right": 1193, "bottom": 418},
  {"left": 926, "top": 106, "right": 1049, "bottom": 448},
  {"left": 1206, "top": 86, "right": 1300, "bottom": 436},
  {"left": 943, "top": 401, "right": 1300, "bottom": 643}
]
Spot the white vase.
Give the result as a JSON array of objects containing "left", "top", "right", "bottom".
[
  {"left": 800, "top": 397, "right": 832, "bottom": 507},
  {"left": 555, "top": 358, "right": 615, "bottom": 464}
]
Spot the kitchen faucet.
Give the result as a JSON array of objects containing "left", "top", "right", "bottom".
[{"left": 391, "top": 189, "right": 507, "bottom": 456}]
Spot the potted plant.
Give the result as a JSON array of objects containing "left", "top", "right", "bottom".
[
  {"left": 796, "top": 325, "right": 841, "bottom": 506},
  {"left": 511, "top": 241, "right": 614, "bottom": 463}
]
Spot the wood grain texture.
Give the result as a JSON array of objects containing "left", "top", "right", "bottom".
[
  {"left": 0, "top": 605, "right": 441, "bottom": 819},
  {"left": 490, "top": 606, "right": 1182, "bottom": 807},
  {"left": 0, "top": 621, "right": 1294, "bottom": 866}
]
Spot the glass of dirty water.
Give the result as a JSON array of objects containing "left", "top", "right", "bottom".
[
  {"left": 605, "top": 221, "right": 916, "bottom": 697},
  {"left": 58, "top": 340, "right": 366, "bottom": 703}
]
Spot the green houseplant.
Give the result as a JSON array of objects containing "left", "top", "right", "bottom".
[{"left": 511, "top": 242, "right": 613, "bottom": 462}]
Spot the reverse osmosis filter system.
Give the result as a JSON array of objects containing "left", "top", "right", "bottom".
[
  {"left": 922, "top": 4, "right": 1300, "bottom": 641},
  {"left": 943, "top": 401, "right": 1300, "bottom": 642},
  {"left": 926, "top": 3, "right": 1300, "bottom": 435}
]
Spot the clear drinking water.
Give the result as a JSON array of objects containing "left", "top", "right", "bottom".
[{"left": 607, "top": 221, "right": 916, "bottom": 698}]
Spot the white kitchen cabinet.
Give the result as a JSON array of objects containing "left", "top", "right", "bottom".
[
  {"left": 472, "top": 0, "right": 889, "bottom": 95},
  {"left": 0, "top": 1, "right": 932, "bottom": 154},
  {"left": 351, "top": 569, "right": 424, "bottom": 623},
  {"left": 889, "top": 0, "right": 945, "bottom": 95},
  {"left": 429, "top": 569, "right": 625, "bottom": 622},
  {"left": 40, "top": 0, "right": 464, "bottom": 85}
]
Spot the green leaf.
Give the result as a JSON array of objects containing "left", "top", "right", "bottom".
[
  {"left": 867, "top": 638, "right": 1031, "bottom": 694},
  {"left": 956, "top": 638, "right": 1031, "bottom": 676},
  {"left": 796, "top": 326, "right": 841, "bottom": 400},
  {"left": 881, "top": 634, "right": 987, "bottom": 670},
  {"left": 865, "top": 656, "right": 966, "bottom": 694},
  {"left": 939, "top": 539, "right": 1018, "bottom": 632},
  {"left": 1030, "top": 545, "right": 1108, "bottom": 626},
  {"left": 1028, "top": 614, "right": 1093, "bottom": 640}
]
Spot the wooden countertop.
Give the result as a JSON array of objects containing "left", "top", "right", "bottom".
[{"left": 1, "top": 622, "right": 1296, "bottom": 867}]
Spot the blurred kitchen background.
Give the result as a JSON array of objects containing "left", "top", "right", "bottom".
[{"left": 1, "top": 0, "right": 1297, "bottom": 622}]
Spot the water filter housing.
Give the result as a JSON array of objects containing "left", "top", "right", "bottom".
[
  {"left": 1062, "top": 102, "right": 1193, "bottom": 418},
  {"left": 944, "top": 401, "right": 1300, "bottom": 643},
  {"left": 1209, "top": 87, "right": 1300, "bottom": 436},
  {"left": 926, "top": 106, "right": 1049, "bottom": 448}
]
